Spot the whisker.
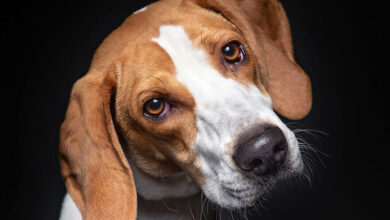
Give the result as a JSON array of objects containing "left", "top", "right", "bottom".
[
  {"left": 200, "top": 193, "right": 207, "bottom": 220},
  {"left": 298, "top": 140, "right": 327, "bottom": 168},
  {"left": 286, "top": 124, "right": 329, "bottom": 193},
  {"left": 161, "top": 199, "right": 180, "bottom": 213},
  {"left": 293, "top": 128, "right": 329, "bottom": 136}
]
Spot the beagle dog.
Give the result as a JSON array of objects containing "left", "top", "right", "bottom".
[{"left": 59, "top": 0, "right": 312, "bottom": 219}]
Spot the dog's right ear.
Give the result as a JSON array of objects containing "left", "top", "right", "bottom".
[
  {"left": 188, "top": 0, "right": 312, "bottom": 120},
  {"left": 59, "top": 63, "right": 137, "bottom": 219}
]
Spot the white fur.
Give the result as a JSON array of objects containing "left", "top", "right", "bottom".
[
  {"left": 59, "top": 193, "right": 82, "bottom": 220},
  {"left": 152, "top": 25, "right": 303, "bottom": 209},
  {"left": 133, "top": 6, "right": 147, "bottom": 14}
]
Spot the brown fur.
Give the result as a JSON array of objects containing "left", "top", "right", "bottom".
[{"left": 59, "top": 0, "right": 312, "bottom": 219}]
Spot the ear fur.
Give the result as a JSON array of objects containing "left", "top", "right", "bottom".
[
  {"left": 59, "top": 66, "right": 137, "bottom": 219},
  {"left": 190, "top": 0, "right": 312, "bottom": 119}
]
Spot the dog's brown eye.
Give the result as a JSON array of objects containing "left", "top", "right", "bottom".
[
  {"left": 222, "top": 41, "right": 245, "bottom": 64},
  {"left": 143, "top": 98, "right": 170, "bottom": 118}
]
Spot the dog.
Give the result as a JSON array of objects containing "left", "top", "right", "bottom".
[{"left": 58, "top": 0, "right": 312, "bottom": 219}]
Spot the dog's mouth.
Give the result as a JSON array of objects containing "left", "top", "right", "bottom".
[
  {"left": 220, "top": 184, "right": 261, "bottom": 205},
  {"left": 200, "top": 162, "right": 298, "bottom": 210}
]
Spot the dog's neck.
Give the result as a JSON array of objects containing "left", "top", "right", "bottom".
[
  {"left": 130, "top": 161, "right": 200, "bottom": 200},
  {"left": 130, "top": 161, "right": 214, "bottom": 219},
  {"left": 137, "top": 193, "right": 205, "bottom": 220}
]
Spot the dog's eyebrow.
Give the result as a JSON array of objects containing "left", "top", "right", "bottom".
[
  {"left": 206, "top": 7, "right": 245, "bottom": 39},
  {"left": 207, "top": 8, "right": 235, "bottom": 27},
  {"left": 150, "top": 76, "right": 165, "bottom": 85},
  {"left": 136, "top": 77, "right": 168, "bottom": 100}
]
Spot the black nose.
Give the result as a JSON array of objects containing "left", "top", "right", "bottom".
[{"left": 233, "top": 126, "right": 288, "bottom": 176}]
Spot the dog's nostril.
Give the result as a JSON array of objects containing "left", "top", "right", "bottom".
[
  {"left": 234, "top": 126, "right": 288, "bottom": 176},
  {"left": 273, "top": 142, "right": 287, "bottom": 153},
  {"left": 273, "top": 142, "right": 287, "bottom": 164},
  {"left": 248, "top": 158, "right": 263, "bottom": 170}
]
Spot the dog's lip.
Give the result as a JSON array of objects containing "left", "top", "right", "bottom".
[
  {"left": 221, "top": 185, "right": 250, "bottom": 193},
  {"left": 220, "top": 184, "right": 258, "bottom": 200},
  {"left": 219, "top": 184, "right": 260, "bottom": 209}
]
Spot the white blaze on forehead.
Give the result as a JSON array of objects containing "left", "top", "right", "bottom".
[
  {"left": 152, "top": 25, "right": 302, "bottom": 207},
  {"left": 134, "top": 6, "right": 147, "bottom": 14}
]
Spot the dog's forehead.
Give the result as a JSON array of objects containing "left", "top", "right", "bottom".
[
  {"left": 123, "top": 0, "right": 235, "bottom": 51},
  {"left": 117, "top": 0, "right": 244, "bottom": 84},
  {"left": 130, "top": 0, "right": 231, "bottom": 26}
]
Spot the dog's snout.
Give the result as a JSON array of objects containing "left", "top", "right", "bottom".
[{"left": 233, "top": 126, "right": 288, "bottom": 176}]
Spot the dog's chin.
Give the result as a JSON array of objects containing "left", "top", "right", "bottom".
[
  {"left": 223, "top": 180, "right": 277, "bottom": 210},
  {"left": 202, "top": 167, "right": 296, "bottom": 210}
]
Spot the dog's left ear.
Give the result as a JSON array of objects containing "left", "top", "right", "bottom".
[
  {"left": 59, "top": 63, "right": 137, "bottom": 219},
  {"left": 189, "top": 0, "right": 312, "bottom": 120}
]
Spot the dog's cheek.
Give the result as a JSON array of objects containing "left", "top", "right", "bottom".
[
  {"left": 185, "top": 156, "right": 206, "bottom": 186},
  {"left": 169, "top": 114, "right": 206, "bottom": 186},
  {"left": 285, "top": 128, "right": 304, "bottom": 172}
]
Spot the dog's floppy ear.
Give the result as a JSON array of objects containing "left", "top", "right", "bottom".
[
  {"left": 59, "top": 64, "right": 137, "bottom": 219},
  {"left": 190, "top": 0, "right": 312, "bottom": 120}
]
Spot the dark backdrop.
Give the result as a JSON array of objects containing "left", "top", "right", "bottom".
[{"left": 4, "top": 0, "right": 387, "bottom": 219}]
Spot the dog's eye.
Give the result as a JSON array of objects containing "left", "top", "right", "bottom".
[
  {"left": 222, "top": 41, "right": 246, "bottom": 64},
  {"left": 143, "top": 98, "right": 170, "bottom": 118}
]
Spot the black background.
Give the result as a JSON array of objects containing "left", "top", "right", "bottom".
[{"left": 3, "top": 0, "right": 387, "bottom": 219}]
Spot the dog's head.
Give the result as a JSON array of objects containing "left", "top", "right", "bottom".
[{"left": 59, "top": 0, "right": 311, "bottom": 218}]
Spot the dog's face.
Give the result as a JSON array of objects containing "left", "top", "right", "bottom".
[
  {"left": 59, "top": 0, "right": 312, "bottom": 218},
  {"left": 114, "top": 1, "right": 303, "bottom": 209}
]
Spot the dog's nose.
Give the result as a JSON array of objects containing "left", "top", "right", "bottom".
[{"left": 233, "top": 126, "right": 288, "bottom": 176}]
